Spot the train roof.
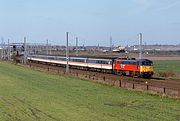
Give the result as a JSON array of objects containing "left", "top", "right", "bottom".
[
  {"left": 120, "top": 59, "right": 152, "bottom": 62},
  {"left": 137, "top": 59, "right": 153, "bottom": 62},
  {"left": 29, "top": 54, "right": 115, "bottom": 60},
  {"left": 71, "top": 55, "right": 115, "bottom": 59},
  {"left": 116, "top": 58, "right": 153, "bottom": 62},
  {"left": 29, "top": 55, "right": 152, "bottom": 62}
]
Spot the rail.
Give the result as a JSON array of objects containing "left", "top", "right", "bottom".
[{"left": 28, "top": 62, "right": 180, "bottom": 98}]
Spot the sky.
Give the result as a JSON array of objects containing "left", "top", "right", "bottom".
[{"left": 0, "top": 0, "right": 180, "bottom": 46}]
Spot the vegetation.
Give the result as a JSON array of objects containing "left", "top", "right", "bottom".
[
  {"left": 154, "top": 60, "right": 180, "bottom": 73},
  {"left": 154, "top": 60, "right": 180, "bottom": 78},
  {"left": 0, "top": 62, "right": 179, "bottom": 121}
]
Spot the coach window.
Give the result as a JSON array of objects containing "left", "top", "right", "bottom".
[{"left": 97, "top": 60, "right": 101, "bottom": 64}]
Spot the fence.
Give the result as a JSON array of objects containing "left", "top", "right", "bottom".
[{"left": 29, "top": 62, "right": 180, "bottom": 98}]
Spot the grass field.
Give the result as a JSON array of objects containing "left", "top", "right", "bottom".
[
  {"left": 154, "top": 60, "right": 180, "bottom": 78},
  {"left": 154, "top": 60, "right": 180, "bottom": 73},
  {"left": 0, "top": 62, "right": 179, "bottom": 121}
]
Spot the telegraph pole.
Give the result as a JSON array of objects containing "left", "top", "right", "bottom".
[
  {"left": 98, "top": 43, "right": 100, "bottom": 51},
  {"left": 24, "top": 37, "right": 27, "bottom": 64},
  {"left": 3, "top": 42, "right": 5, "bottom": 60},
  {"left": 8, "top": 39, "right": 10, "bottom": 61},
  {"left": 110, "top": 36, "right": 112, "bottom": 51},
  {"left": 83, "top": 40, "right": 85, "bottom": 50},
  {"left": 66, "top": 32, "right": 69, "bottom": 73},
  {"left": 76, "top": 37, "right": 78, "bottom": 56},
  {"left": 1, "top": 37, "right": 3, "bottom": 60},
  {"left": 139, "top": 33, "right": 143, "bottom": 59},
  {"left": 49, "top": 44, "right": 52, "bottom": 55},
  {"left": 46, "top": 39, "right": 49, "bottom": 55}
]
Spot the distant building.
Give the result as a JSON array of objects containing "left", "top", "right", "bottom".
[{"left": 112, "top": 46, "right": 125, "bottom": 53}]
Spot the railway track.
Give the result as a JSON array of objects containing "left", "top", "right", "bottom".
[
  {"left": 29, "top": 62, "right": 180, "bottom": 89},
  {"left": 28, "top": 62, "right": 180, "bottom": 98},
  {"left": 130, "top": 77, "right": 180, "bottom": 89}
]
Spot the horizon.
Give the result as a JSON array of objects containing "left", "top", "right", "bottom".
[
  {"left": 0, "top": 0, "right": 180, "bottom": 46},
  {"left": 1, "top": 40, "right": 180, "bottom": 47}
]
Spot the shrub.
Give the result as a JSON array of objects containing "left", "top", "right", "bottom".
[{"left": 158, "top": 72, "right": 176, "bottom": 77}]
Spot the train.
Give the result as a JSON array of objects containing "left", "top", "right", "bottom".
[{"left": 27, "top": 55, "right": 154, "bottom": 78}]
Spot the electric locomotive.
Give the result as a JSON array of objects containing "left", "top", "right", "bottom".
[{"left": 114, "top": 58, "right": 153, "bottom": 78}]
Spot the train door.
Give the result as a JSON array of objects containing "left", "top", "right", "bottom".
[
  {"left": 116, "top": 60, "right": 120, "bottom": 70},
  {"left": 136, "top": 62, "right": 139, "bottom": 70},
  {"left": 113, "top": 59, "right": 119, "bottom": 74}
]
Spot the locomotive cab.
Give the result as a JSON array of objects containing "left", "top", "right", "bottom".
[
  {"left": 138, "top": 59, "right": 153, "bottom": 78},
  {"left": 114, "top": 58, "right": 154, "bottom": 78}
]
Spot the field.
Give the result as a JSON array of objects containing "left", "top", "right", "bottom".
[
  {"left": 154, "top": 60, "right": 180, "bottom": 79},
  {"left": 154, "top": 60, "right": 180, "bottom": 73},
  {"left": 0, "top": 62, "right": 179, "bottom": 121}
]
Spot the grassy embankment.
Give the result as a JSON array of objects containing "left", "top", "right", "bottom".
[
  {"left": 0, "top": 62, "right": 179, "bottom": 121},
  {"left": 154, "top": 60, "right": 180, "bottom": 79}
]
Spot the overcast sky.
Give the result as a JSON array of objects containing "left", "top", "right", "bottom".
[{"left": 0, "top": 0, "right": 180, "bottom": 46}]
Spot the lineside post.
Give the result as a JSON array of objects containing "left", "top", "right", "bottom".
[
  {"left": 119, "top": 80, "right": 121, "bottom": 87},
  {"left": 147, "top": 85, "right": 149, "bottom": 90},
  {"left": 163, "top": 88, "right": 166, "bottom": 94}
]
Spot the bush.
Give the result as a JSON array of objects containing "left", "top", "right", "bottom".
[{"left": 158, "top": 72, "right": 176, "bottom": 77}]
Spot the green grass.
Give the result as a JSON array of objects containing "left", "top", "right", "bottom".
[
  {"left": 154, "top": 60, "right": 180, "bottom": 73},
  {"left": 0, "top": 62, "right": 179, "bottom": 121}
]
